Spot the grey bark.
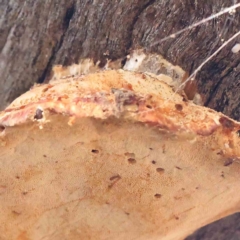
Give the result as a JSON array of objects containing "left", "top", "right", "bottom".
[{"left": 0, "top": 0, "right": 240, "bottom": 239}]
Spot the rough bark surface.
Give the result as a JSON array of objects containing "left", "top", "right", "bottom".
[
  {"left": 0, "top": 0, "right": 240, "bottom": 239},
  {"left": 186, "top": 213, "right": 240, "bottom": 240}
]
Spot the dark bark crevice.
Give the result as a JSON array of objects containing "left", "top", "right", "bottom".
[
  {"left": 205, "top": 57, "right": 239, "bottom": 107},
  {"left": 127, "top": 0, "right": 156, "bottom": 52},
  {"left": 37, "top": 2, "right": 76, "bottom": 83}
]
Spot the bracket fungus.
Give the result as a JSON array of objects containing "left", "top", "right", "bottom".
[{"left": 0, "top": 70, "right": 240, "bottom": 240}]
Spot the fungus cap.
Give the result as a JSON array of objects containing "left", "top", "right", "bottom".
[{"left": 0, "top": 70, "right": 240, "bottom": 240}]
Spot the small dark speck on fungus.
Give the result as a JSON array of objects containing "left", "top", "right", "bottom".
[
  {"left": 154, "top": 193, "right": 162, "bottom": 198},
  {"left": 34, "top": 108, "right": 43, "bottom": 120},
  {"left": 91, "top": 149, "right": 99, "bottom": 154},
  {"left": 12, "top": 210, "right": 21, "bottom": 215},
  {"left": 109, "top": 175, "right": 121, "bottom": 181},
  {"left": 237, "top": 130, "right": 240, "bottom": 137},
  {"left": 156, "top": 168, "right": 165, "bottom": 173},
  {"left": 175, "top": 104, "right": 183, "bottom": 111},
  {"left": 224, "top": 158, "right": 233, "bottom": 167},
  {"left": 128, "top": 158, "right": 136, "bottom": 164}
]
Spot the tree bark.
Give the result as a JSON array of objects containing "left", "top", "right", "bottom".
[{"left": 0, "top": 0, "right": 240, "bottom": 239}]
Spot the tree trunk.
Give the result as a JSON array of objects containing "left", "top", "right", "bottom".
[{"left": 0, "top": 0, "right": 239, "bottom": 239}]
